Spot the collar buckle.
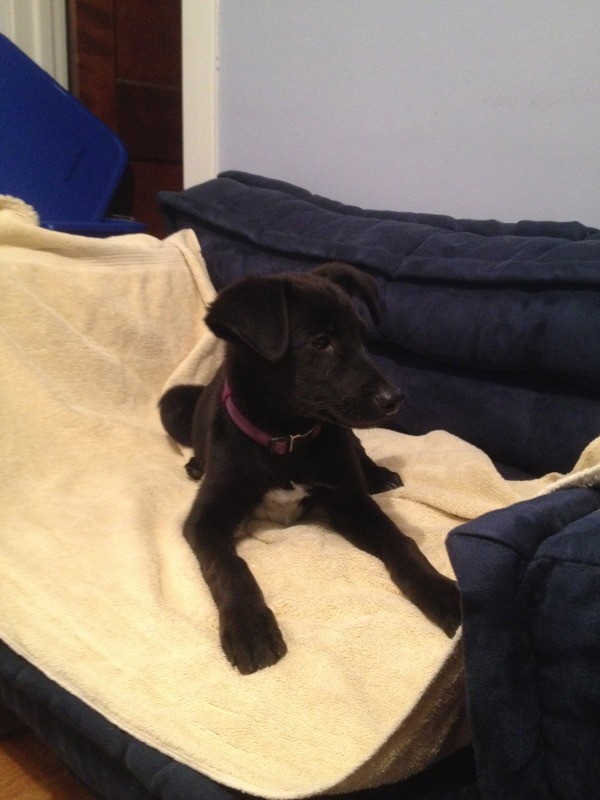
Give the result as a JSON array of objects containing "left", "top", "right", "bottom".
[{"left": 269, "top": 433, "right": 298, "bottom": 455}]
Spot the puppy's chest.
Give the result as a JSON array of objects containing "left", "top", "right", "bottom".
[{"left": 253, "top": 483, "right": 310, "bottom": 526}]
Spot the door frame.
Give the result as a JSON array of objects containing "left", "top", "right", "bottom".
[{"left": 182, "top": 0, "right": 218, "bottom": 188}]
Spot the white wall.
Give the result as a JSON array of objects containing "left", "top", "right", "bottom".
[{"left": 213, "top": 0, "right": 600, "bottom": 227}]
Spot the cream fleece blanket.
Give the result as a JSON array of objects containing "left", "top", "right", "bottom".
[{"left": 1, "top": 197, "right": 599, "bottom": 798}]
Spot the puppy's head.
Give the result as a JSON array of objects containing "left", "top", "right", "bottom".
[{"left": 206, "top": 262, "right": 402, "bottom": 427}]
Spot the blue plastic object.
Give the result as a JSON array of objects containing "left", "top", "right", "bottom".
[{"left": 0, "top": 34, "right": 145, "bottom": 235}]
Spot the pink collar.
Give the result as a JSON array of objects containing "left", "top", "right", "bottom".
[{"left": 222, "top": 381, "right": 321, "bottom": 455}]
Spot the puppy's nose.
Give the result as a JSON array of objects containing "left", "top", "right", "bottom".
[{"left": 374, "top": 387, "right": 403, "bottom": 416}]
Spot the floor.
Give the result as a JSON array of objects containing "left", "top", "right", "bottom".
[{"left": 0, "top": 726, "right": 97, "bottom": 800}]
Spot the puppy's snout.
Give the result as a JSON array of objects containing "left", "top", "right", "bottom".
[{"left": 374, "top": 387, "right": 403, "bottom": 416}]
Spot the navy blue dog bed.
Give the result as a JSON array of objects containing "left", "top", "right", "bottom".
[{"left": 3, "top": 172, "right": 600, "bottom": 800}]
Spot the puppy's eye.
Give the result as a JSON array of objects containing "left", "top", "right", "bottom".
[{"left": 311, "top": 334, "right": 332, "bottom": 350}]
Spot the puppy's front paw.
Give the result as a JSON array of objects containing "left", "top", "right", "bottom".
[
  {"left": 220, "top": 603, "right": 287, "bottom": 675},
  {"left": 367, "top": 465, "right": 403, "bottom": 494},
  {"left": 185, "top": 457, "right": 203, "bottom": 481},
  {"left": 428, "top": 577, "right": 462, "bottom": 638}
]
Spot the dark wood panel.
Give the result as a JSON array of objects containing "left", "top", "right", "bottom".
[
  {"left": 115, "top": 0, "right": 181, "bottom": 86},
  {"left": 67, "top": 0, "right": 183, "bottom": 235},
  {"left": 67, "top": 0, "right": 117, "bottom": 130},
  {"left": 129, "top": 160, "right": 183, "bottom": 237},
  {"left": 117, "top": 80, "right": 182, "bottom": 162}
]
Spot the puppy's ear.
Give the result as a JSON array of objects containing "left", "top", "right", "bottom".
[
  {"left": 205, "top": 277, "right": 289, "bottom": 361},
  {"left": 313, "top": 262, "right": 380, "bottom": 325}
]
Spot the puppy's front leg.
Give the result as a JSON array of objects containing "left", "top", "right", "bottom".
[
  {"left": 352, "top": 435, "right": 402, "bottom": 493},
  {"left": 321, "top": 492, "right": 461, "bottom": 636},
  {"left": 183, "top": 481, "right": 287, "bottom": 674}
]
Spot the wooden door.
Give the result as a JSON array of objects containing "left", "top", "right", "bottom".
[{"left": 67, "top": 0, "right": 183, "bottom": 236}]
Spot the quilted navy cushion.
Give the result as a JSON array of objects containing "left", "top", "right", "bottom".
[
  {"left": 160, "top": 172, "right": 600, "bottom": 475},
  {"left": 448, "top": 487, "right": 600, "bottom": 800}
]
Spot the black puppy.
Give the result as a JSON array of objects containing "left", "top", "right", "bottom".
[{"left": 159, "top": 263, "right": 460, "bottom": 674}]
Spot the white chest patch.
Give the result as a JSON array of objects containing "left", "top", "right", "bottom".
[{"left": 253, "top": 483, "right": 310, "bottom": 526}]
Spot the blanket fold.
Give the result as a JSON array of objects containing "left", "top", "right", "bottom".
[{"left": 1, "top": 197, "right": 599, "bottom": 798}]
